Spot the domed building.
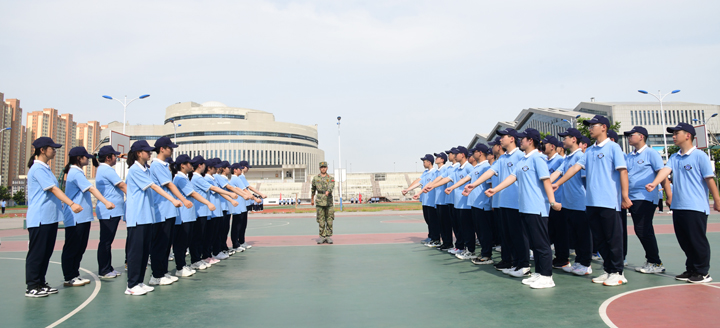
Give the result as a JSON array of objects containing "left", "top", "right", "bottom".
[{"left": 100, "top": 101, "right": 324, "bottom": 182}]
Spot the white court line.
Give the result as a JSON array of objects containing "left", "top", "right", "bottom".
[
  {"left": 598, "top": 283, "right": 719, "bottom": 327},
  {"left": 0, "top": 257, "right": 101, "bottom": 328},
  {"left": 247, "top": 221, "right": 290, "bottom": 230}
]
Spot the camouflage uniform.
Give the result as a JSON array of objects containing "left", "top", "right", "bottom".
[{"left": 311, "top": 163, "right": 335, "bottom": 238}]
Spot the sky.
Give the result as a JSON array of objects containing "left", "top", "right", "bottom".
[{"left": 1, "top": 0, "right": 719, "bottom": 173}]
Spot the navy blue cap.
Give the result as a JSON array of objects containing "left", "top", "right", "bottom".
[
  {"left": 230, "top": 163, "right": 242, "bottom": 170},
  {"left": 496, "top": 128, "right": 519, "bottom": 138},
  {"left": 32, "top": 137, "right": 62, "bottom": 149},
  {"left": 239, "top": 160, "right": 252, "bottom": 169},
  {"left": 205, "top": 158, "right": 217, "bottom": 167},
  {"left": 451, "top": 146, "right": 469, "bottom": 157},
  {"left": 667, "top": 122, "right": 696, "bottom": 136},
  {"left": 607, "top": 130, "right": 619, "bottom": 141},
  {"left": 433, "top": 152, "right": 447, "bottom": 161},
  {"left": 221, "top": 161, "right": 230, "bottom": 168},
  {"left": 472, "top": 144, "right": 489, "bottom": 154},
  {"left": 213, "top": 160, "right": 224, "bottom": 168},
  {"left": 154, "top": 136, "right": 178, "bottom": 150},
  {"left": 166, "top": 157, "right": 175, "bottom": 166},
  {"left": 485, "top": 147, "right": 493, "bottom": 155},
  {"left": 68, "top": 146, "right": 93, "bottom": 158},
  {"left": 580, "top": 136, "right": 592, "bottom": 145},
  {"left": 98, "top": 145, "right": 120, "bottom": 158},
  {"left": 517, "top": 128, "right": 541, "bottom": 142},
  {"left": 582, "top": 115, "right": 611, "bottom": 128},
  {"left": 420, "top": 154, "right": 434, "bottom": 162},
  {"left": 558, "top": 128, "right": 583, "bottom": 140},
  {"left": 175, "top": 154, "right": 191, "bottom": 164},
  {"left": 488, "top": 136, "right": 502, "bottom": 146},
  {"left": 130, "top": 140, "right": 155, "bottom": 152},
  {"left": 445, "top": 147, "right": 457, "bottom": 154},
  {"left": 543, "top": 136, "right": 561, "bottom": 148},
  {"left": 190, "top": 155, "right": 205, "bottom": 165},
  {"left": 624, "top": 126, "right": 649, "bottom": 138}
]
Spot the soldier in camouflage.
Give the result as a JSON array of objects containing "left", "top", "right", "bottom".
[{"left": 311, "top": 162, "right": 335, "bottom": 244}]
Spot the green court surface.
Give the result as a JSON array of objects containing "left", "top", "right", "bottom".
[{"left": 1, "top": 211, "right": 719, "bottom": 327}]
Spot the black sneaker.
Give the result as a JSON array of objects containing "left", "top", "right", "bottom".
[
  {"left": 42, "top": 283, "right": 58, "bottom": 294},
  {"left": 25, "top": 286, "right": 49, "bottom": 298},
  {"left": 494, "top": 261, "right": 512, "bottom": 270},
  {"left": 675, "top": 271, "right": 693, "bottom": 281},
  {"left": 687, "top": 273, "right": 713, "bottom": 283}
]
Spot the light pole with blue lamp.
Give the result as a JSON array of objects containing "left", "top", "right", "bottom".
[
  {"left": 638, "top": 89, "right": 680, "bottom": 162},
  {"left": 166, "top": 119, "right": 182, "bottom": 160},
  {"left": 692, "top": 113, "right": 718, "bottom": 157},
  {"left": 561, "top": 114, "right": 582, "bottom": 128},
  {"left": 102, "top": 94, "right": 150, "bottom": 134}
]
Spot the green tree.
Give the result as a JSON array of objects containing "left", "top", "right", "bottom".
[
  {"left": 0, "top": 186, "right": 11, "bottom": 201},
  {"left": 576, "top": 117, "right": 621, "bottom": 143},
  {"left": 12, "top": 190, "right": 25, "bottom": 205}
]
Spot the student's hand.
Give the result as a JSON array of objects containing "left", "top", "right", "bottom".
[
  {"left": 229, "top": 193, "right": 238, "bottom": 200},
  {"left": 666, "top": 196, "right": 672, "bottom": 207},
  {"left": 551, "top": 202, "right": 562, "bottom": 211},
  {"left": 254, "top": 197, "right": 261, "bottom": 203},
  {"left": 311, "top": 199, "right": 315, "bottom": 206},
  {"left": 401, "top": 189, "right": 408, "bottom": 196},
  {"left": 714, "top": 201, "right": 720, "bottom": 212},
  {"left": 231, "top": 200, "right": 239, "bottom": 207},
  {"left": 462, "top": 190, "right": 470, "bottom": 196},
  {"left": 421, "top": 186, "right": 431, "bottom": 194},
  {"left": 551, "top": 183, "right": 559, "bottom": 192},
  {"left": 484, "top": 188, "right": 496, "bottom": 197},
  {"left": 171, "top": 199, "right": 182, "bottom": 208},
  {"left": 645, "top": 183, "right": 657, "bottom": 193},
  {"left": 104, "top": 201, "right": 115, "bottom": 210},
  {"left": 208, "top": 204, "right": 217, "bottom": 212},
  {"left": 464, "top": 185, "right": 475, "bottom": 194},
  {"left": 622, "top": 197, "right": 633, "bottom": 210},
  {"left": 325, "top": 191, "right": 329, "bottom": 196},
  {"left": 183, "top": 199, "right": 193, "bottom": 208},
  {"left": 70, "top": 203, "right": 83, "bottom": 213},
  {"left": 444, "top": 188, "right": 452, "bottom": 195},
  {"left": 260, "top": 194, "right": 267, "bottom": 199},
  {"left": 412, "top": 194, "right": 420, "bottom": 200}
]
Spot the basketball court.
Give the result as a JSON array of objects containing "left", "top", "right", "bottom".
[{"left": 1, "top": 210, "right": 719, "bottom": 327}]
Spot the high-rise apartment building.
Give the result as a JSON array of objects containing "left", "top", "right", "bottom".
[{"left": 26, "top": 108, "right": 77, "bottom": 178}]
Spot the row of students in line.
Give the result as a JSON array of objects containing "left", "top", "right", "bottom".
[
  {"left": 404, "top": 116, "right": 718, "bottom": 289},
  {"left": 24, "top": 136, "right": 264, "bottom": 297}
]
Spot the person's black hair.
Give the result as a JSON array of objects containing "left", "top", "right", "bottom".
[
  {"left": 525, "top": 138, "right": 540, "bottom": 149},
  {"left": 98, "top": 153, "right": 114, "bottom": 163},
  {"left": 191, "top": 162, "right": 207, "bottom": 178},
  {"left": 63, "top": 155, "right": 99, "bottom": 175},
  {"left": 171, "top": 162, "right": 179, "bottom": 179},
  {"left": 27, "top": 146, "right": 50, "bottom": 169},
  {"left": 127, "top": 151, "right": 140, "bottom": 168}
]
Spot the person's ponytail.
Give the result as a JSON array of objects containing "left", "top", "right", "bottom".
[
  {"left": 127, "top": 151, "right": 139, "bottom": 168},
  {"left": 27, "top": 147, "right": 45, "bottom": 169}
]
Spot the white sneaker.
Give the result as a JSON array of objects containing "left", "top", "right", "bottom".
[
  {"left": 191, "top": 261, "right": 207, "bottom": 270},
  {"left": 638, "top": 262, "right": 666, "bottom": 274},
  {"left": 112, "top": 270, "right": 122, "bottom": 276},
  {"left": 175, "top": 266, "right": 195, "bottom": 277},
  {"left": 78, "top": 277, "right": 91, "bottom": 285},
  {"left": 447, "top": 247, "right": 458, "bottom": 254},
  {"left": 202, "top": 259, "right": 214, "bottom": 267},
  {"left": 493, "top": 246, "right": 501, "bottom": 252},
  {"left": 168, "top": 254, "right": 175, "bottom": 261},
  {"left": 138, "top": 283, "right": 155, "bottom": 292},
  {"left": 148, "top": 276, "right": 173, "bottom": 286},
  {"left": 603, "top": 272, "right": 628, "bottom": 286},
  {"left": 522, "top": 273, "right": 542, "bottom": 285},
  {"left": 561, "top": 263, "right": 577, "bottom": 273},
  {"left": 227, "top": 249, "right": 236, "bottom": 256},
  {"left": 569, "top": 249, "right": 576, "bottom": 256},
  {"left": 235, "top": 246, "right": 246, "bottom": 252},
  {"left": 509, "top": 267, "right": 531, "bottom": 278},
  {"left": 572, "top": 264, "right": 593, "bottom": 276},
  {"left": 592, "top": 271, "right": 610, "bottom": 284},
  {"left": 456, "top": 251, "right": 477, "bottom": 260},
  {"left": 529, "top": 250, "right": 534, "bottom": 261},
  {"left": 502, "top": 267, "right": 517, "bottom": 275},
  {"left": 164, "top": 273, "right": 179, "bottom": 282},
  {"left": 241, "top": 243, "right": 252, "bottom": 249},
  {"left": 63, "top": 277, "right": 85, "bottom": 287},
  {"left": 529, "top": 275, "right": 556, "bottom": 289},
  {"left": 213, "top": 252, "right": 229, "bottom": 260},
  {"left": 125, "top": 285, "right": 148, "bottom": 296},
  {"left": 667, "top": 210, "right": 673, "bottom": 214}
]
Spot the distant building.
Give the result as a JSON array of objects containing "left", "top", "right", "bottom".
[
  {"left": 26, "top": 108, "right": 77, "bottom": 178},
  {"left": 0, "top": 94, "right": 27, "bottom": 187}
]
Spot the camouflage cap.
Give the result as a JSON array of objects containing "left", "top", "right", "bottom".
[{"left": 319, "top": 161, "right": 328, "bottom": 167}]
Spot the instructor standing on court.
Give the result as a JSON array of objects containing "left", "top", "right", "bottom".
[{"left": 312, "top": 162, "right": 335, "bottom": 244}]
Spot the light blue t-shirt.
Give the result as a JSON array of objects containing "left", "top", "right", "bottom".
[
  {"left": 173, "top": 173, "right": 197, "bottom": 224},
  {"left": 229, "top": 175, "right": 248, "bottom": 214},
  {"left": 95, "top": 163, "right": 125, "bottom": 220},
  {"left": 150, "top": 158, "right": 178, "bottom": 222},
  {"left": 468, "top": 161, "right": 492, "bottom": 210},
  {"left": 125, "top": 163, "right": 156, "bottom": 227},
  {"left": 490, "top": 159, "right": 501, "bottom": 208},
  {"left": 489, "top": 148, "right": 524, "bottom": 210},
  {"left": 577, "top": 139, "right": 627, "bottom": 211},
  {"left": 434, "top": 165, "right": 449, "bottom": 205},
  {"left": 205, "top": 175, "right": 224, "bottom": 218},
  {"left": 240, "top": 174, "right": 254, "bottom": 206},
  {"left": 627, "top": 145, "right": 665, "bottom": 203},
  {"left": 441, "top": 163, "right": 459, "bottom": 205},
  {"left": 559, "top": 149, "right": 586, "bottom": 211},
  {"left": 191, "top": 172, "right": 212, "bottom": 218},
  {"left": 63, "top": 166, "right": 94, "bottom": 227},
  {"left": 546, "top": 154, "right": 564, "bottom": 203},
  {"left": 214, "top": 174, "right": 230, "bottom": 212},
  {"left": 665, "top": 147, "right": 714, "bottom": 215},
  {"left": 450, "top": 162, "right": 473, "bottom": 210},
  {"left": 419, "top": 168, "right": 437, "bottom": 208},
  {"left": 511, "top": 150, "right": 551, "bottom": 216},
  {"left": 26, "top": 161, "right": 63, "bottom": 228}
]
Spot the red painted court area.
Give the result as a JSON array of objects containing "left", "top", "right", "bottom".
[{"left": 603, "top": 283, "right": 720, "bottom": 328}]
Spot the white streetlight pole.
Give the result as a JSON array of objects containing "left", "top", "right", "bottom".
[
  {"left": 337, "top": 116, "right": 343, "bottom": 211},
  {"left": 638, "top": 89, "right": 680, "bottom": 162},
  {"left": 102, "top": 94, "right": 150, "bottom": 134},
  {"left": 167, "top": 119, "right": 181, "bottom": 160}
]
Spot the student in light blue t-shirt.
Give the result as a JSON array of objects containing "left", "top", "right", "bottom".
[
  {"left": 95, "top": 146, "right": 127, "bottom": 279},
  {"left": 486, "top": 128, "right": 561, "bottom": 289},
  {"left": 24, "top": 137, "right": 81, "bottom": 298},
  {"left": 238, "top": 161, "right": 265, "bottom": 249},
  {"left": 431, "top": 152, "right": 453, "bottom": 249},
  {"left": 646, "top": 123, "right": 720, "bottom": 284},
  {"left": 423, "top": 148, "right": 461, "bottom": 252},
  {"left": 203, "top": 159, "right": 239, "bottom": 262},
  {"left": 215, "top": 161, "right": 242, "bottom": 256},
  {"left": 229, "top": 163, "right": 258, "bottom": 252},
  {"left": 124, "top": 140, "right": 182, "bottom": 296},
  {"left": 552, "top": 115, "right": 631, "bottom": 287},
  {"left": 623, "top": 126, "right": 670, "bottom": 274},
  {"left": 542, "top": 136, "right": 568, "bottom": 271},
  {"left": 403, "top": 154, "right": 440, "bottom": 246},
  {"left": 487, "top": 137, "right": 504, "bottom": 252},
  {"left": 444, "top": 146, "right": 474, "bottom": 257},
  {"left": 61, "top": 147, "right": 116, "bottom": 287}
]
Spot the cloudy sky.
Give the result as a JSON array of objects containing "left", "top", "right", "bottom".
[{"left": 2, "top": 0, "right": 718, "bottom": 172}]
